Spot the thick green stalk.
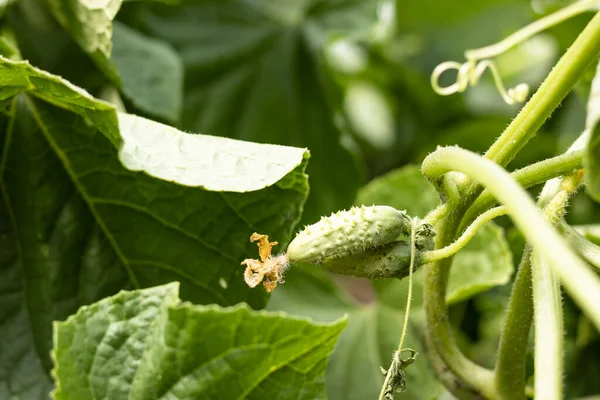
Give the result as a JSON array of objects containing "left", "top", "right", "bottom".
[
  {"left": 493, "top": 177, "right": 574, "bottom": 399},
  {"left": 423, "top": 217, "right": 496, "bottom": 399},
  {"left": 422, "top": 147, "right": 600, "bottom": 332},
  {"left": 494, "top": 246, "right": 533, "bottom": 400},
  {"left": 421, "top": 10, "right": 600, "bottom": 399},
  {"left": 484, "top": 11, "right": 600, "bottom": 166},
  {"left": 495, "top": 155, "right": 580, "bottom": 400},
  {"left": 531, "top": 249, "right": 563, "bottom": 400},
  {"left": 454, "top": 10, "right": 600, "bottom": 214},
  {"left": 460, "top": 149, "right": 583, "bottom": 232},
  {"left": 425, "top": 334, "right": 492, "bottom": 400}
]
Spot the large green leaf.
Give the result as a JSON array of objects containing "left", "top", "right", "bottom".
[
  {"left": 45, "top": 0, "right": 121, "bottom": 66},
  {"left": 356, "top": 165, "right": 514, "bottom": 304},
  {"left": 268, "top": 266, "right": 443, "bottom": 400},
  {"left": 53, "top": 283, "right": 346, "bottom": 400},
  {"left": 0, "top": 180, "right": 52, "bottom": 399},
  {"left": 585, "top": 60, "right": 600, "bottom": 202},
  {"left": 118, "top": 112, "right": 308, "bottom": 192},
  {"left": 111, "top": 21, "right": 183, "bottom": 122},
  {"left": 140, "top": 0, "right": 379, "bottom": 223},
  {"left": 0, "top": 55, "right": 309, "bottom": 192},
  {"left": 44, "top": 0, "right": 183, "bottom": 122},
  {"left": 0, "top": 52, "right": 309, "bottom": 398},
  {"left": 0, "top": 56, "right": 119, "bottom": 144},
  {"left": 3, "top": 91, "right": 307, "bottom": 327}
]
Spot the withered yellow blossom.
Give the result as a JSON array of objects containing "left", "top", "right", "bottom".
[{"left": 241, "top": 233, "right": 289, "bottom": 292}]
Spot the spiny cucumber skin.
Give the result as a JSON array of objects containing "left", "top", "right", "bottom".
[
  {"left": 286, "top": 205, "right": 411, "bottom": 264},
  {"left": 320, "top": 241, "right": 414, "bottom": 279}
]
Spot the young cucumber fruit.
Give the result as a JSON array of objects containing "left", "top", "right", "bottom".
[
  {"left": 320, "top": 240, "right": 413, "bottom": 279},
  {"left": 286, "top": 205, "right": 412, "bottom": 264}
]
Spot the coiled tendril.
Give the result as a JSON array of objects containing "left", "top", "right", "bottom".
[
  {"left": 431, "top": 0, "right": 600, "bottom": 104},
  {"left": 431, "top": 59, "right": 530, "bottom": 105}
]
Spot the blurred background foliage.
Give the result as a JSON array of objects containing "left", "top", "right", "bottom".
[
  {"left": 5, "top": 0, "right": 600, "bottom": 398},
  {"left": 119, "top": 0, "right": 600, "bottom": 398}
]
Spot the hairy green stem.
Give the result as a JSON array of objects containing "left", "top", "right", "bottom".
[
  {"left": 453, "top": 10, "right": 600, "bottom": 213},
  {"left": 494, "top": 246, "right": 533, "bottom": 400},
  {"left": 422, "top": 147, "right": 600, "bottom": 331},
  {"left": 493, "top": 174, "right": 576, "bottom": 399},
  {"left": 423, "top": 217, "right": 496, "bottom": 399},
  {"left": 379, "top": 221, "right": 420, "bottom": 400},
  {"left": 531, "top": 249, "right": 563, "bottom": 400},
  {"left": 483, "top": 11, "right": 600, "bottom": 166},
  {"left": 461, "top": 149, "right": 583, "bottom": 232},
  {"left": 421, "top": 206, "right": 507, "bottom": 263},
  {"left": 378, "top": 362, "right": 393, "bottom": 400},
  {"left": 425, "top": 336, "right": 490, "bottom": 400},
  {"left": 495, "top": 160, "right": 581, "bottom": 400},
  {"left": 398, "top": 220, "right": 417, "bottom": 352},
  {"left": 559, "top": 222, "right": 600, "bottom": 270},
  {"left": 422, "top": 11, "right": 600, "bottom": 399},
  {"left": 424, "top": 202, "right": 453, "bottom": 226}
]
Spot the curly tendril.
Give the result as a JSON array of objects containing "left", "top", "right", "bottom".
[
  {"left": 431, "top": 0, "right": 600, "bottom": 104},
  {"left": 431, "top": 59, "right": 529, "bottom": 105}
]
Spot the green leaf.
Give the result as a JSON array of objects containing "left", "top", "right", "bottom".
[
  {"left": 0, "top": 56, "right": 119, "bottom": 144},
  {"left": 52, "top": 283, "right": 346, "bottom": 400},
  {"left": 118, "top": 112, "right": 308, "bottom": 192},
  {"left": 4, "top": 92, "right": 307, "bottom": 309},
  {"left": 111, "top": 22, "right": 183, "bottom": 122},
  {"left": 51, "top": 283, "right": 180, "bottom": 400},
  {"left": 45, "top": 0, "right": 121, "bottom": 63},
  {"left": 585, "top": 60, "right": 600, "bottom": 202},
  {"left": 355, "top": 164, "right": 440, "bottom": 217},
  {"left": 445, "top": 222, "right": 513, "bottom": 304},
  {"left": 268, "top": 266, "right": 443, "bottom": 400},
  {"left": 0, "top": 60, "right": 308, "bottom": 396},
  {"left": 0, "top": 184, "right": 53, "bottom": 399},
  {"left": 356, "top": 165, "right": 514, "bottom": 304},
  {"left": 45, "top": 0, "right": 183, "bottom": 122},
  {"left": 140, "top": 0, "right": 379, "bottom": 222},
  {"left": 0, "top": 55, "right": 308, "bottom": 192}
]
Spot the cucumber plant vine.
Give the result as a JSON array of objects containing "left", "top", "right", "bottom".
[
  {"left": 3, "top": 1, "right": 600, "bottom": 399},
  {"left": 242, "top": 2, "right": 600, "bottom": 399}
]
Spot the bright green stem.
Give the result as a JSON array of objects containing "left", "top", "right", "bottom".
[
  {"left": 425, "top": 336, "right": 491, "bottom": 400},
  {"left": 422, "top": 10, "right": 600, "bottom": 399},
  {"left": 494, "top": 246, "right": 533, "bottom": 400},
  {"left": 559, "top": 222, "right": 600, "bottom": 270},
  {"left": 483, "top": 11, "right": 600, "bottom": 167},
  {"left": 422, "top": 147, "right": 600, "bottom": 332},
  {"left": 421, "top": 206, "right": 507, "bottom": 263},
  {"left": 423, "top": 218, "right": 496, "bottom": 399},
  {"left": 494, "top": 182, "right": 573, "bottom": 400},
  {"left": 398, "top": 219, "right": 417, "bottom": 352},
  {"left": 379, "top": 221, "right": 420, "bottom": 400},
  {"left": 461, "top": 149, "right": 583, "bottom": 232},
  {"left": 529, "top": 186, "right": 574, "bottom": 400},
  {"left": 531, "top": 249, "right": 563, "bottom": 400}
]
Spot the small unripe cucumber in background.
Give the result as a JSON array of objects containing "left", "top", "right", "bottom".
[
  {"left": 287, "top": 205, "right": 412, "bottom": 264},
  {"left": 320, "top": 240, "right": 413, "bottom": 279}
]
